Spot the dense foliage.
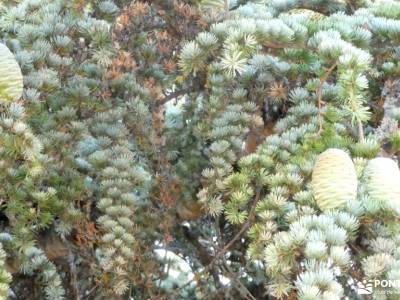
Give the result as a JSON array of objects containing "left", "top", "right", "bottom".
[{"left": 1, "top": 0, "right": 400, "bottom": 299}]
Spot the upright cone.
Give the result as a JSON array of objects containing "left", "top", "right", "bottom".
[
  {"left": 364, "top": 157, "right": 400, "bottom": 205},
  {"left": 311, "top": 148, "right": 358, "bottom": 211},
  {"left": 0, "top": 43, "right": 23, "bottom": 102}
]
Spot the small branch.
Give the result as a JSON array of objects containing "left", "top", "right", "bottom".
[
  {"left": 357, "top": 119, "right": 365, "bottom": 142},
  {"left": 221, "top": 261, "right": 257, "bottom": 300},
  {"left": 162, "top": 90, "right": 183, "bottom": 104},
  {"left": 155, "top": 188, "right": 262, "bottom": 300},
  {"left": 181, "top": 225, "right": 221, "bottom": 287},
  {"left": 213, "top": 187, "right": 261, "bottom": 260},
  {"left": 161, "top": 86, "right": 199, "bottom": 104},
  {"left": 316, "top": 63, "right": 337, "bottom": 133},
  {"left": 224, "top": 0, "right": 229, "bottom": 13}
]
